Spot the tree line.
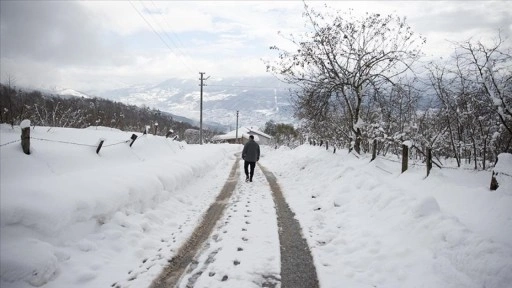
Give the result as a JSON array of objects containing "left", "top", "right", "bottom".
[
  {"left": 0, "top": 84, "right": 207, "bottom": 141},
  {"left": 263, "top": 120, "right": 301, "bottom": 148},
  {"left": 266, "top": 5, "right": 511, "bottom": 170}
]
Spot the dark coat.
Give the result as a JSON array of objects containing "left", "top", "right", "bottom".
[{"left": 242, "top": 139, "right": 260, "bottom": 162}]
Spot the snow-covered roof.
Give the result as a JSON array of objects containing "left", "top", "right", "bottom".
[{"left": 212, "top": 126, "right": 271, "bottom": 141}]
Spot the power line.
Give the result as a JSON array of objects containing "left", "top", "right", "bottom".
[
  {"left": 142, "top": 1, "right": 197, "bottom": 74},
  {"left": 208, "top": 84, "right": 292, "bottom": 90},
  {"left": 129, "top": 1, "right": 196, "bottom": 78},
  {"left": 149, "top": 1, "right": 189, "bottom": 55},
  {"left": 207, "top": 75, "right": 294, "bottom": 90}
]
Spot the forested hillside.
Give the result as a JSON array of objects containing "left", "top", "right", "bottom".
[{"left": 0, "top": 84, "right": 219, "bottom": 141}]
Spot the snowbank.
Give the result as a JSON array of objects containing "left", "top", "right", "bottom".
[
  {"left": 263, "top": 145, "right": 512, "bottom": 288},
  {"left": 0, "top": 124, "right": 240, "bottom": 288},
  {"left": 2, "top": 124, "right": 511, "bottom": 288},
  {"left": 493, "top": 153, "right": 512, "bottom": 194}
]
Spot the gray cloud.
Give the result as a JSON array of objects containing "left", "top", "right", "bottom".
[
  {"left": 0, "top": 1, "right": 119, "bottom": 66},
  {"left": 410, "top": 1, "right": 512, "bottom": 36},
  {"left": 1, "top": 1, "right": 510, "bottom": 92}
]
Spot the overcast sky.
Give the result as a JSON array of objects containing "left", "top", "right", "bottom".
[{"left": 1, "top": 1, "right": 511, "bottom": 92}]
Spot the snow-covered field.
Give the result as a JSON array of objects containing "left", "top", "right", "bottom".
[
  {"left": 264, "top": 146, "right": 512, "bottom": 288},
  {"left": 1, "top": 124, "right": 511, "bottom": 288}
]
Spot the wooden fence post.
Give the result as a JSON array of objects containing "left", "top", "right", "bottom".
[
  {"left": 96, "top": 138, "right": 105, "bottom": 154},
  {"left": 20, "top": 119, "right": 31, "bottom": 155},
  {"left": 490, "top": 171, "right": 499, "bottom": 190},
  {"left": 426, "top": 147, "right": 433, "bottom": 177},
  {"left": 326, "top": 141, "right": 329, "bottom": 150},
  {"left": 401, "top": 144, "right": 409, "bottom": 173},
  {"left": 154, "top": 122, "right": 158, "bottom": 135},
  {"left": 490, "top": 156, "right": 500, "bottom": 190},
  {"left": 371, "top": 139, "right": 377, "bottom": 162},
  {"left": 130, "top": 134, "right": 138, "bottom": 147}
]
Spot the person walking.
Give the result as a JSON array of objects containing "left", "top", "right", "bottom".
[{"left": 242, "top": 135, "right": 260, "bottom": 182}]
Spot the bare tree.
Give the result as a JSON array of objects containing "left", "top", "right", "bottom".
[
  {"left": 267, "top": 5, "right": 425, "bottom": 153},
  {"left": 424, "top": 32, "right": 511, "bottom": 169},
  {"left": 455, "top": 34, "right": 512, "bottom": 136}
]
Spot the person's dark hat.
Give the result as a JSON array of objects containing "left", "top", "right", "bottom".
[{"left": 249, "top": 135, "right": 254, "bottom": 139}]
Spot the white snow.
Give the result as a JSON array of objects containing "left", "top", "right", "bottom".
[
  {"left": 494, "top": 153, "right": 512, "bottom": 194},
  {"left": 177, "top": 171, "right": 280, "bottom": 288},
  {"left": 402, "top": 140, "right": 413, "bottom": 148},
  {"left": 495, "top": 153, "right": 512, "bottom": 176},
  {"left": 212, "top": 127, "right": 270, "bottom": 142},
  {"left": 20, "top": 120, "right": 30, "bottom": 129},
  {"left": 56, "top": 89, "right": 90, "bottom": 99},
  {"left": 354, "top": 118, "right": 365, "bottom": 129},
  {"left": 1, "top": 124, "right": 511, "bottom": 288},
  {"left": 263, "top": 146, "right": 512, "bottom": 288}
]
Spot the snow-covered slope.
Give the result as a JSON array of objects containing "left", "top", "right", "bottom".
[
  {"left": 1, "top": 124, "right": 511, "bottom": 288},
  {"left": 0, "top": 124, "right": 240, "bottom": 288},
  {"left": 55, "top": 88, "right": 91, "bottom": 99},
  {"left": 93, "top": 76, "right": 296, "bottom": 129},
  {"left": 264, "top": 146, "right": 512, "bottom": 288}
]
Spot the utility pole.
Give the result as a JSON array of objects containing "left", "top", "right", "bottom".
[
  {"left": 199, "top": 72, "right": 209, "bottom": 145},
  {"left": 236, "top": 110, "right": 239, "bottom": 144}
]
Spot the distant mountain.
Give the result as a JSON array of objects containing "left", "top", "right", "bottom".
[
  {"left": 39, "top": 86, "right": 92, "bottom": 99},
  {"left": 56, "top": 88, "right": 91, "bottom": 99},
  {"left": 93, "top": 76, "right": 297, "bottom": 131}
]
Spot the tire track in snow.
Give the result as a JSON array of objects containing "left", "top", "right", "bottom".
[
  {"left": 149, "top": 156, "right": 240, "bottom": 288},
  {"left": 259, "top": 164, "right": 320, "bottom": 288},
  {"left": 175, "top": 160, "right": 281, "bottom": 287},
  {"left": 149, "top": 158, "right": 319, "bottom": 288}
]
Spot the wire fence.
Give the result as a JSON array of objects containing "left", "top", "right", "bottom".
[
  {"left": 0, "top": 139, "right": 21, "bottom": 147},
  {"left": 31, "top": 137, "right": 97, "bottom": 147},
  {"left": 104, "top": 140, "right": 132, "bottom": 147},
  {"left": 1, "top": 128, "right": 159, "bottom": 153},
  {"left": 313, "top": 142, "right": 512, "bottom": 179},
  {"left": 1, "top": 137, "right": 131, "bottom": 148},
  {"left": 0, "top": 128, "right": 187, "bottom": 157}
]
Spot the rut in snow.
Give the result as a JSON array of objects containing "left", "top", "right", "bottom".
[
  {"left": 149, "top": 157, "right": 319, "bottom": 288},
  {"left": 149, "top": 157, "right": 240, "bottom": 288},
  {"left": 259, "top": 164, "right": 319, "bottom": 288}
]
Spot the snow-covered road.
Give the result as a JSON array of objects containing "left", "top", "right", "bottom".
[
  {"left": 151, "top": 158, "right": 320, "bottom": 288},
  {"left": 172, "top": 160, "right": 281, "bottom": 288},
  {"left": 2, "top": 125, "right": 511, "bottom": 288}
]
